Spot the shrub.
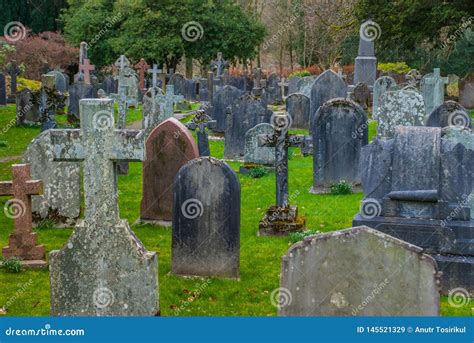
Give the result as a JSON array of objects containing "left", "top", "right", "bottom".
[
  {"left": 289, "top": 229, "right": 320, "bottom": 243},
  {"left": 0, "top": 256, "right": 23, "bottom": 273},
  {"left": 288, "top": 70, "right": 311, "bottom": 78},
  {"left": 17, "top": 77, "right": 42, "bottom": 92},
  {"left": 377, "top": 62, "right": 412, "bottom": 74},
  {"left": 0, "top": 141, "right": 7, "bottom": 147},
  {"left": 330, "top": 180, "right": 353, "bottom": 195},
  {"left": 249, "top": 167, "right": 268, "bottom": 178}
]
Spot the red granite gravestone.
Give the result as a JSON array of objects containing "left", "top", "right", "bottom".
[
  {"left": 140, "top": 118, "right": 199, "bottom": 223},
  {"left": 1, "top": 164, "right": 46, "bottom": 268},
  {"left": 79, "top": 58, "right": 95, "bottom": 85},
  {"left": 135, "top": 58, "right": 150, "bottom": 91}
]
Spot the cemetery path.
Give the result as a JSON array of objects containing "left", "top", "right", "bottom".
[{"left": 0, "top": 155, "right": 22, "bottom": 163}]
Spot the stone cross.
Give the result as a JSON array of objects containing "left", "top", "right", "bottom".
[
  {"left": 1, "top": 163, "right": 46, "bottom": 268},
  {"left": 258, "top": 113, "right": 304, "bottom": 208},
  {"left": 210, "top": 52, "right": 229, "bottom": 78},
  {"left": 114, "top": 55, "right": 130, "bottom": 73},
  {"left": 80, "top": 58, "right": 95, "bottom": 85},
  {"left": 109, "top": 84, "right": 132, "bottom": 129},
  {"left": 148, "top": 64, "right": 159, "bottom": 89},
  {"left": 7, "top": 60, "right": 21, "bottom": 96},
  {"left": 185, "top": 104, "right": 216, "bottom": 156},
  {"left": 135, "top": 58, "right": 150, "bottom": 91},
  {"left": 157, "top": 85, "right": 183, "bottom": 119},
  {"left": 278, "top": 77, "right": 289, "bottom": 99}
]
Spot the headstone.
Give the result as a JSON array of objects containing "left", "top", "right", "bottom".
[
  {"left": 140, "top": 118, "right": 199, "bottom": 223},
  {"left": 421, "top": 68, "right": 448, "bottom": 116},
  {"left": 16, "top": 88, "right": 40, "bottom": 125},
  {"left": 169, "top": 73, "right": 186, "bottom": 98},
  {"left": 102, "top": 76, "right": 118, "bottom": 95},
  {"left": 23, "top": 131, "right": 81, "bottom": 225},
  {"left": 288, "top": 76, "right": 301, "bottom": 95},
  {"left": 46, "top": 70, "right": 68, "bottom": 93},
  {"left": 353, "top": 126, "right": 474, "bottom": 293},
  {"left": 142, "top": 86, "right": 164, "bottom": 135},
  {"left": 79, "top": 58, "right": 95, "bottom": 85},
  {"left": 172, "top": 157, "right": 240, "bottom": 278},
  {"left": 258, "top": 113, "right": 306, "bottom": 235},
  {"left": 279, "top": 226, "right": 440, "bottom": 316},
  {"left": 459, "top": 73, "right": 474, "bottom": 109},
  {"left": 6, "top": 60, "right": 21, "bottom": 101},
  {"left": 68, "top": 77, "right": 94, "bottom": 122},
  {"left": 350, "top": 82, "right": 371, "bottom": 110},
  {"left": 309, "top": 70, "right": 347, "bottom": 132},
  {"left": 252, "top": 68, "right": 263, "bottom": 97},
  {"left": 286, "top": 93, "right": 310, "bottom": 129},
  {"left": 297, "top": 76, "right": 317, "bottom": 97},
  {"left": 278, "top": 77, "right": 289, "bottom": 100},
  {"left": 49, "top": 99, "right": 158, "bottom": 316},
  {"left": 155, "top": 85, "right": 183, "bottom": 120},
  {"left": 311, "top": 98, "right": 368, "bottom": 193},
  {"left": 1, "top": 164, "right": 46, "bottom": 268},
  {"left": 354, "top": 21, "right": 378, "bottom": 87},
  {"left": 0, "top": 73, "right": 6, "bottom": 105},
  {"left": 266, "top": 73, "right": 282, "bottom": 104},
  {"left": 243, "top": 123, "right": 275, "bottom": 165},
  {"left": 376, "top": 88, "right": 425, "bottom": 139},
  {"left": 426, "top": 100, "right": 471, "bottom": 129},
  {"left": 211, "top": 85, "right": 244, "bottom": 133},
  {"left": 114, "top": 55, "right": 139, "bottom": 107},
  {"left": 185, "top": 104, "right": 216, "bottom": 156},
  {"left": 210, "top": 52, "right": 229, "bottom": 78},
  {"left": 224, "top": 94, "right": 271, "bottom": 159},
  {"left": 372, "top": 76, "right": 397, "bottom": 120}
]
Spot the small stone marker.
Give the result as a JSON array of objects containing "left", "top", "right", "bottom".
[
  {"left": 278, "top": 226, "right": 440, "bottom": 316},
  {"left": 258, "top": 113, "right": 305, "bottom": 236},
  {"left": 286, "top": 93, "right": 310, "bottom": 129},
  {"left": 140, "top": 118, "right": 199, "bottom": 223},
  {"left": 185, "top": 104, "right": 216, "bottom": 156},
  {"left": 426, "top": 100, "right": 471, "bottom": 129},
  {"left": 1, "top": 164, "right": 46, "bottom": 268},
  {"left": 49, "top": 98, "right": 158, "bottom": 316},
  {"left": 311, "top": 98, "right": 368, "bottom": 192},
  {"left": 172, "top": 157, "right": 240, "bottom": 278}
]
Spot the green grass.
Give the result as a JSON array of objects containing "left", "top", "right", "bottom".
[{"left": 0, "top": 104, "right": 471, "bottom": 316}]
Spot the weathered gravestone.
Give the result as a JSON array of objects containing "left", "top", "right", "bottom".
[
  {"left": 421, "top": 68, "right": 448, "bottom": 116},
  {"left": 266, "top": 73, "right": 282, "bottom": 104},
  {"left": 140, "top": 118, "right": 199, "bottom": 224},
  {"left": 155, "top": 85, "right": 183, "bottom": 120},
  {"left": 6, "top": 60, "right": 21, "bottom": 102},
  {"left": 68, "top": 76, "right": 94, "bottom": 122},
  {"left": 278, "top": 226, "right": 440, "bottom": 316},
  {"left": 459, "top": 73, "right": 474, "bottom": 109},
  {"left": 23, "top": 131, "right": 81, "bottom": 225},
  {"left": 353, "top": 126, "right": 474, "bottom": 294},
  {"left": 426, "top": 100, "right": 471, "bottom": 129},
  {"left": 287, "top": 77, "right": 301, "bottom": 95},
  {"left": 114, "top": 55, "right": 139, "bottom": 107},
  {"left": 372, "top": 76, "right": 397, "bottom": 120},
  {"left": 354, "top": 21, "right": 378, "bottom": 87},
  {"left": 242, "top": 123, "right": 275, "bottom": 167},
  {"left": 102, "top": 76, "right": 118, "bottom": 95},
  {"left": 286, "top": 93, "right": 310, "bottom": 129},
  {"left": 0, "top": 73, "right": 6, "bottom": 105},
  {"left": 185, "top": 104, "right": 215, "bottom": 156},
  {"left": 376, "top": 88, "right": 425, "bottom": 139},
  {"left": 309, "top": 70, "right": 347, "bottom": 132},
  {"left": 311, "top": 98, "right": 368, "bottom": 193},
  {"left": 210, "top": 52, "right": 229, "bottom": 78},
  {"left": 172, "top": 157, "right": 240, "bottom": 278},
  {"left": 142, "top": 86, "right": 164, "bottom": 136},
  {"left": 169, "top": 73, "right": 186, "bottom": 98},
  {"left": 1, "top": 164, "right": 46, "bottom": 268},
  {"left": 47, "top": 70, "right": 68, "bottom": 93},
  {"left": 49, "top": 99, "right": 158, "bottom": 316},
  {"left": 224, "top": 94, "right": 271, "bottom": 159},
  {"left": 16, "top": 88, "right": 40, "bottom": 125},
  {"left": 350, "top": 82, "right": 371, "bottom": 110},
  {"left": 297, "top": 76, "right": 317, "bottom": 97},
  {"left": 211, "top": 85, "right": 244, "bottom": 133}
]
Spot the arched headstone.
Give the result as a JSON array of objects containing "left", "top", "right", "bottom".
[
  {"left": 211, "top": 85, "right": 244, "bottom": 133},
  {"left": 286, "top": 93, "right": 310, "bottom": 129},
  {"left": 372, "top": 76, "right": 397, "bottom": 120},
  {"left": 426, "top": 100, "right": 471, "bottom": 129}
]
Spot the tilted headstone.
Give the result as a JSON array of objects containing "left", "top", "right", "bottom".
[
  {"left": 68, "top": 77, "right": 94, "bottom": 122},
  {"left": 243, "top": 123, "right": 275, "bottom": 166},
  {"left": 426, "top": 100, "right": 471, "bottom": 129},
  {"left": 459, "top": 73, "right": 474, "bottom": 109},
  {"left": 354, "top": 126, "right": 473, "bottom": 293},
  {"left": 140, "top": 118, "right": 199, "bottom": 223},
  {"left": 421, "top": 68, "right": 448, "bottom": 116},
  {"left": 354, "top": 21, "right": 378, "bottom": 87},
  {"left": 0, "top": 73, "right": 6, "bottom": 105},
  {"left": 1, "top": 164, "right": 46, "bottom": 268},
  {"left": 286, "top": 93, "right": 310, "bottom": 129},
  {"left": 16, "top": 88, "right": 40, "bottom": 125},
  {"left": 376, "top": 88, "right": 425, "bottom": 139},
  {"left": 279, "top": 226, "right": 440, "bottom": 316},
  {"left": 211, "top": 85, "right": 244, "bottom": 133},
  {"left": 172, "top": 157, "right": 240, "bottom": 278},
  {"left": 224, "top": 94, "right": 271, "bottom": 159},
  {"left": 23, "top": 131, "right": 81, "bottom": 225},
  {"left": 309, "top": 70, "right": 347, "bottom": 132},
  {"left": 372, "top": 76, "right": 397, "bottom": 120},
  {"left": 350, "top": 82, "right": 371, "bottom": 110},
  {"left": 311, "top": 98, "right": 368, "bottom": 192},
  {"left": 49, "top": 99, "right": 158, "bottom": 316}
]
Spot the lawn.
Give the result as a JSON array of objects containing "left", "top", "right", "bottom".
[{"left": 0, "top": 104, "right": 472, "bottom": 316}]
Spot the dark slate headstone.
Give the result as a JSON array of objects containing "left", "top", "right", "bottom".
[
  {"left": 266, "top": 73, "right": 282, "bottom": 104},
  {"left": 184, "top": 79, "right": 198, "bottom": 100},
  {"left": 169, "top": 73, "right": 186, "bottom": 97},
  {"left": 288, "top": 76, "right": 301, "bottom": 95},
  {"left": 0, "top": 73, "right": 6, "bottom": 105},
  {"left": 224, "top": 94, "right": 271, "bottom": 159},
  {"left": 140, "top": 118, "right": 199, "bottom": 223},
  {"left": 172, "top": 157, "right": 240, "bottom": 278},
  {"left": 16, "top": 89, "right": 40, "bottom": 125},
  {"left": 311, "top": 98, "right": 368, "bottom": 192},
  {"left": 286, "top": 93, "right": 310, "bottom": 129},
  {"left": 426, "top": 100, "right": 471, "bottom": 129},
  {"left": 68, "top": 81, "right": 94, "bottom": 121},
  {"left": 211, "top": 85, "right": 244, "bottom": 133},
  {"left": 226, "top": 76, "right": 245, "bottom": 91},
  {"left": 102, "top": 76, "right": 118, "bottom": 95},
  {"left": 310, "top": 70, "right": 347, "bottom": 132}
]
